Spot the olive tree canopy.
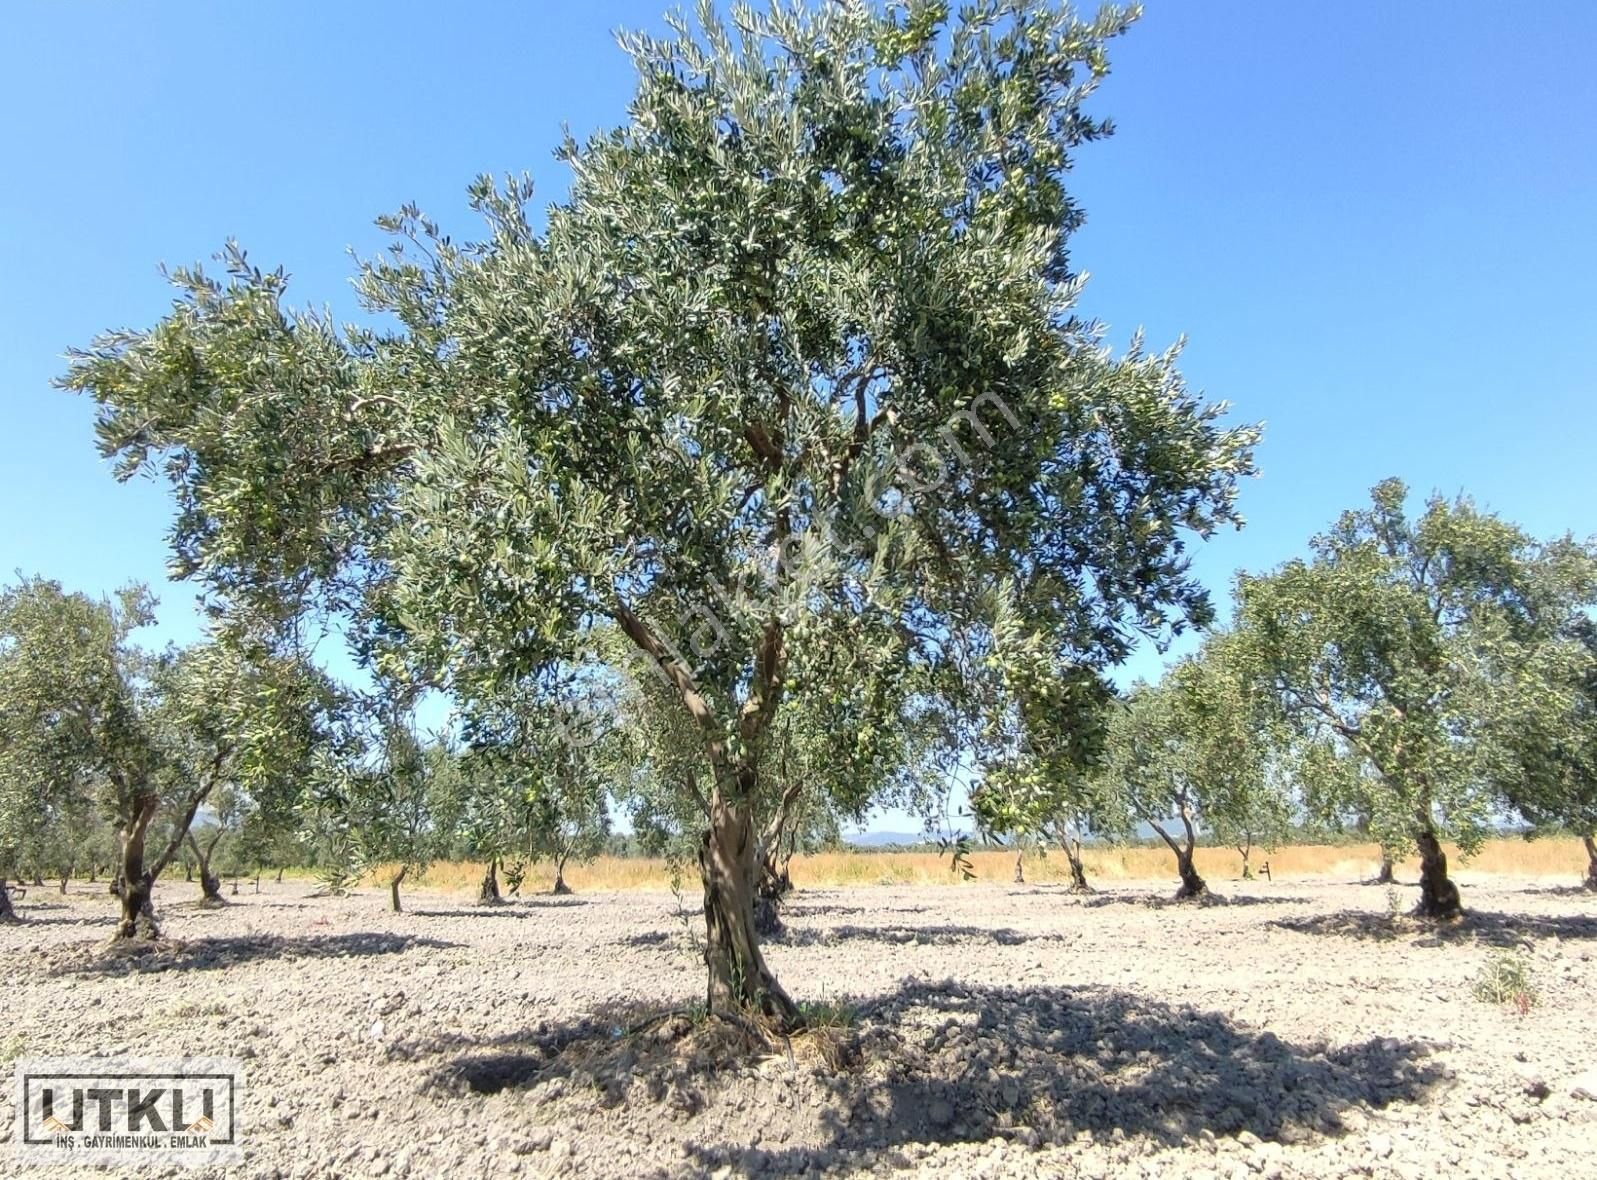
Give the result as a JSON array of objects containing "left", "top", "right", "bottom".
[{"left": 62, "top": 0, "right": 1256, "bottom": 1024}]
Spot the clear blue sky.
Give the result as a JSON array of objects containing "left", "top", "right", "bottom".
[{"left": 3, "top": 2, "right": 1595, "bottom": 829}]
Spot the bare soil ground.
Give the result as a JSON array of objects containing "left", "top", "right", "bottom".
[{"left": 3, "top": 871, "right": 1595, "bottom": 1179}]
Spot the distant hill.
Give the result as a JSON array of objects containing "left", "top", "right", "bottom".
[{"left": 842, "top": 830, "right": 933, "bottom": 848}]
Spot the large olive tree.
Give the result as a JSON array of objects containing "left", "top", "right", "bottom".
[{"left": 62, "top": 0, "right": 1256, "bottom": 1025}]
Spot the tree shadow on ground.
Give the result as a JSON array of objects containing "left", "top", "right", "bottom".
[
  {"left": 780, "top": 902, "right": 868, "bottom": 918},
  {"left": 1079, "top": 891, "right": 1308, "bottom": 910},
  {"left": 613, "top": 930, "right": 677, "bottom": 948},
  {"left": 1271, "top": 908, "right": 1597, "bottom": 947},
  {"left": 770, "top": 923, "right": 1068, "bottom": 948},
  {"left": 7, "top": 911, "right": 109, "bottom": 928},
  {"left": 411, "top": 907, "right": 528, "bottom": 918},
  {"left": 47, "top": 932, "right": 461, "bottom": 977},
  {"left": 1516, "top": 885, "right": 1597, "bottom": 899},
  {"left": 419, "top": 978, "right": 1445, "bottom": 1176}
]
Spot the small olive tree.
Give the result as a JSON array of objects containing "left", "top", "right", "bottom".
[{"left": 1096, "top": 636, "right": 1283, "bottom": 900}]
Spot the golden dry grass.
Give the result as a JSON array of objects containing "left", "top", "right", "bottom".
[{"left": 366, "top": 835, "right": 1590, "bottom": 896}]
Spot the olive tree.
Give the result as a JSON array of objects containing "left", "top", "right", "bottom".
[
  {"left": 62, "top": 0, "right": 1256, "bottom": 1025},
  {"left": 1096, "top": 635, "right": 1281, "bottom": 899},
  {"left": 0, "top": 578, "right": 170, "bottom": 936},
  {"left": 1235, "top": 479, "right": 1593, "bottom": 919},
  {"left": 970, "top": 588, "right": 1115, "bottom": 891},
  {"left": 461, "top": 668, "right": 630, "bottom": 897},
  {"left": 311, "top": 704, "right": 449, "bottom": 913},
  {"left": 0, "top": 577, "right": 344, "bottom": 935},
  {"left": 1477, "top": 609, "right": 1597, "bottom": 890}
]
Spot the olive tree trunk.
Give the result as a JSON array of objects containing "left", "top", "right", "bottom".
[
  {"left": 1152, "top": 805, "right": 1207, "bottom": 901},
  {"left": 477, "top": 856, "right": 503, "bottom": 905},
  {"left": 1175, "top": 851, "right": 1208, "bottom": 899},
  {"left": 0, "top": 878, "right": 16, "bottom": 922},
  {"left": 389, "top": 866, "right": 407, "bottom": 913},
  {"left": 1413, "top": 825, "right": 1462, "bottom": 920},
  {"left": 1581, "top": 834, "right": 1596, "bottom": 892},
  {"left": 115, "top": 793, "right": 162, "bottom": 941},
  {"left": 1012, "top": 846, "right": 1025, "bottom": 884},
  {"left": 700, "top": 790, "right": 800, "bottom": 1031},
  {"left": 1056, "top": 831, "right": 1093, "bottom": 893},
  {"left": 757, "top": 848, "right": 793, "bottom": 901},
  {"left": 187, "top": 832, "right": 225, "bottom": 907},
  {"left": 1369, "top": 853, "right": 1396, "bottom": 885},
  {"left": 551, "top": 850, "right": 572, "bottom": 895},
  {"left": 757, "top": 777, "right": 802, "bottom": 902}
]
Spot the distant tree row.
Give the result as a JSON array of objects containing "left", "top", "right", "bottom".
[{"left": 975, "top": 479, "right": 1597, "bottom": 915}]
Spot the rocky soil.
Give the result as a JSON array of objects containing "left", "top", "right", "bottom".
[{"left": 2, "top": 871, "right": 1595, "bottom": 1179}]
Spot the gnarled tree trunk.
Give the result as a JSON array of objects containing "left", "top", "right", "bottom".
[
  {"left": 1368, "top": 853, "right": 1395, "bottom": 885},
  {"left": 701, "top": 790, "right": 800, "bottom": 1031},
  {"left": 477, "top": 856, "right": 503, "bottom": 905},
  {"left": 187, "top": 832, "right": 225, "bottom": 907},
  {"left": 1175, "top": 850, "right": 1207, "bottom": 899},
  {"left": 389, "top": 866, "right": 407, "bottom": 913},
  {"left": 1057, "top": 832, "right": 1093, "bottom": 893},
  {"left": 115, "top": 793, "right": 162, "bottom": 941},
  {"left": 276, "top": 866, "right": 285, "bottom": 885},
  {"left": 0, "top": 878, "right": 16, "bottom": 922},
  {"left": 1152, "top": 803, "right": 1207, "bottom": 901},
  {"left": 1413, "top": 826, "right": 1462, "bottom": 920},
  {"left": 1583, "top": 835, "right": 1597, "bottom": 893},
  {"left": 551, "top": 851, "right": 572, "bottom": 895},
  {"left": 757, "top": 776, "right": 802, "bottom": 904},
  {"left": 1013, "top": 847, "right": 1025, "bottom": 884}
]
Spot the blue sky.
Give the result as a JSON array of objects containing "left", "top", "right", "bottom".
[{"left": 3, "top": 2, "right": 1595, "bottom": 830}]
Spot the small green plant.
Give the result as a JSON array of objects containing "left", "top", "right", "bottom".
[
  {"left": 798, "top": 996, "right": 860, "bottom": 1031},
  {"left": 0, "top": 1032, "right": 26, "bottom": 1065},
  {"left": 1473, "top": 952, "right": 1539, "bottom": 1013}
]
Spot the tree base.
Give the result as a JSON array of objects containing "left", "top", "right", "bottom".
[
  {"left": 551, "top": 877, "right": 574, "bottom": 896},
  {"left": 1414, "top": 830, "right": 1463, "bottom": 921},
  {"left": 1174, "top": 876, "right": 1208, "bottom": 901},
  {"left": 114, "top": 905, "right": 161, "bottom": 942},
  {"left": 197, "top": 894, "right": 229, "bottom": 910},
  {"left": 754, "top": 895, "right": 782, "bottom": 936},
  {"left": 1365, "top": 857, "right": 1396, "bottom": 886}
]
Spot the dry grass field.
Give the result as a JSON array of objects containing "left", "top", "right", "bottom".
[{"left": 380, "top": 835, "right": 1592, "bottom": 897}]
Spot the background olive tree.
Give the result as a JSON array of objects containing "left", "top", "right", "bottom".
[{"left": 1235, "top": 479, "right": 1595, "bottom": 918}]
